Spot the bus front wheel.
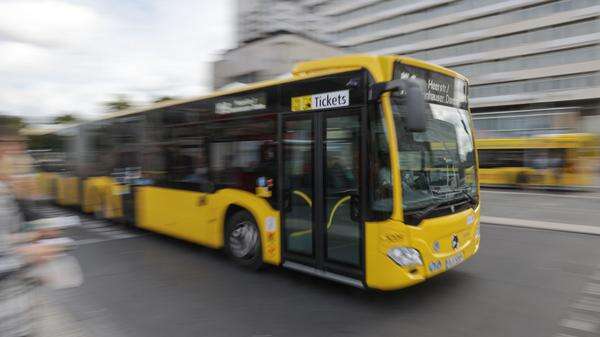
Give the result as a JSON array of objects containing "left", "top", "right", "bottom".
[{"left": 225, "top": 210, "right": 263, "bottom": 270}]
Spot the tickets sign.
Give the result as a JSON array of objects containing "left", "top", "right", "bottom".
[{"left": 291, "top": 90, "right": 350, "bottom": 112}]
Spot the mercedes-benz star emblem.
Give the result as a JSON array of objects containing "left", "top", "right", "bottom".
[{"left": 451, "top": 234, "right": 459, "bottom": 249}]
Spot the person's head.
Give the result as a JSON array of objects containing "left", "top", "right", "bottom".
[{"left": 0, "top": 126, "right": 26, "bottom": 181}]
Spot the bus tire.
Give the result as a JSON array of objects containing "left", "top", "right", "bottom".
[
  {"left": 93, "top": 190, "right": 105, "bottom": 219},
  {"left": 516, "top": 172, "right": 529, "bottom": 189},
  {"left": 94, "top": 203, "right": 104, "bottom": 219},
  {"left": 225, "top": 210, "right": 263, "bottom": 270}
]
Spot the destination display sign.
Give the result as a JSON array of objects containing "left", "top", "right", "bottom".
[
  {"left": 215, "top": 92, "right": 267, "bottom": 114},
  {"left": 394, "top": 63, "right": 468, "bottom": 109}
]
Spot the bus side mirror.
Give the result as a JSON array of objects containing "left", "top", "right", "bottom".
[
  {"left": 369, "top": 78, "right": 427, "bottom": 132},
  {"left": 405, "top": 82, "right": 427, "bottom": 133}
]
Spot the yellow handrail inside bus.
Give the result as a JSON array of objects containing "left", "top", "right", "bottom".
[
  {"left": 292, "top": 190, "right": 312, "bottom": 207},
  {"left": 289, "top": 195, "right": 351, "bottom": 238}
]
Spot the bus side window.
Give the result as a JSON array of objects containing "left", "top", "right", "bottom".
[
  {"left": 368, "top": 105, "right": 393, "bottom": 220},
  {"left": 207, "top": 117, "right": 278, "bottom": 206},
  {"left": 479, "top": 149, "right": 525, "bottom": 168},
  {"left": 149, "top": 112, "right": 213, "bottom": 191}
]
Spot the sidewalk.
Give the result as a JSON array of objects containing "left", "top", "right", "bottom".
[{"left": 481, "top": 216, "right": 600, "bottom": 236}]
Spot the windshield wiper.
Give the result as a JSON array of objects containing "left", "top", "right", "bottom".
[
  {"left": 408, "top": 202, "right": 442, "bottom": 222},
  {"left": 409, "top": 189, "right": 475, "bottom": 222},
  {"left": 408, "top": 198, "right": 452, "bottom": 222}
]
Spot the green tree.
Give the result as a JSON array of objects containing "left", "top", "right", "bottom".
[
  {"left": 104, "top": 95, "right": 133, "bottom": 112},
  {"left": 0, "top": 114, "right": 26, "bottom": 130},
  {"left": 153, "top": 96, "right": 177, "bottom": 104},
  {"left": 53, "top": 114, "right": 79, "bottom": 124}
]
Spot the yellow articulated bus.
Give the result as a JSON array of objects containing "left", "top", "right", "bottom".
[
  {"left": 476, "top": 133, "right": 599, "bottom": 189},
  {"left": 36, "top": 55, "right": 480, "bottom": 290}
]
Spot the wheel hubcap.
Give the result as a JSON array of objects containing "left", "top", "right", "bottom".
[{"left": 229, "top": 221, "right": 258, "bottom": 259}]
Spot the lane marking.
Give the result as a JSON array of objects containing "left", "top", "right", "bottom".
[
  {"left": 74, "top": 238, "right": 108, "bottom": 246},
  {"left": 571, "top": 297, "right": 600, "bottom": 313},
  {"left": 84, "top": 226, "right": 139, "bottom": 240},
  {"left": 556, "top": 264, "right": 600, "bottom": 337},
  {"left": 481, "top": 216, "right": 600, "bottom": 236},
  {"left": 87, "top": 227, "right": 122, "bottom": 233},
  {"left": 584, "top": 283, "right": 600, "bottom": 297},
  {"left": 559, "top": 318, "right": 598, "bottom": 333},
  {"left": 31, "top": 205, "right": 141, "bottom": 243},
  {"left": 482, "top": 189, "right": 600, "bottom": 200},
  {"left": 81, "top": 221, "right": 109, "bottom": 229},
  {"left": 109, "top": 233, "right": 138, "bottom": 239},
  {"left": 74, "top": 235, "right": 140, "bottom": 246}
]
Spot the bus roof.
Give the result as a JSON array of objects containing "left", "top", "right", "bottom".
[{"left": 32, "top": 54, "right": 468, "bottom": 136}]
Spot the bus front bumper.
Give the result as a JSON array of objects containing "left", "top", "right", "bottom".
[{"left": 365, "top": 208, "right": 481, "bottom": 291}]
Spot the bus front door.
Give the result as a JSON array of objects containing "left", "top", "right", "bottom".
[{"left": 281, "top": 110, "right": 363, "bottom": 285}]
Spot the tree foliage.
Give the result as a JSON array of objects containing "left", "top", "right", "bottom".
[
  {"left": 104, "top": 95, "right": 133, "bottom": 112},
  {"left": 53, "top": 114, "right": 79, "bottom": 124},
  {"left": 0, "top": 114, "right": 26, "bottom": 130},
  {"left": 153, "top": 96, "right": 177, "bottom": 104}
]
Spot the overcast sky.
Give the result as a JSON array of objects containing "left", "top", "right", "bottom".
[{"left": 0, "top": 0, "right": 235, "bottom": 122}]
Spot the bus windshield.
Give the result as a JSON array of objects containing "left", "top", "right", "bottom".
[{"left": 392, "top": 63, "right": 477, "bottom": 218}]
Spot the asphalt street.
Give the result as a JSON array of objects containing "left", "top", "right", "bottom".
[{"left": 35, "top": 189, "right": 600, "bottom": 337}]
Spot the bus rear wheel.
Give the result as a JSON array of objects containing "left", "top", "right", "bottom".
[
  {"left": 225, "top": 210, "right": 263, "bottom": 270},
  {"left": 516, "top": 172, "right": 529, "bottom": 189},
  {"left": 94, "top": 193, "right": 105, "bottom": 219}
]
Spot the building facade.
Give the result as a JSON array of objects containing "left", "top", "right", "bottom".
[
  {"left": 316, "top": 0, "right": 600, "bottom": 135},
  {"left": 236, "top": 0, "right": 330, "bottom": 44},
  {"left": 213, "top": 32, "right": 343, "bottom": 89},
  {"left": 232, "top": 0, "right": 600, "bottom": 135}
]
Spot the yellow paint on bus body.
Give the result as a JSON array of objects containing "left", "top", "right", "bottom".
[
  {"left": 37, "top": 55, "right": 480, "bottom": 290},
  {"left": 477, "top": 134, "right": 600, "bottom": 188},
  {"left": 55, "top": 176, "right": 80, "bottom": 206},
  {"left": 291, "top": 95, "right": 313, "bottom": 112},
  {"left": 104, "top": 182, "right": 124, "bottom": 219},
  {"left": 364, "top": 206, "right": 480, "bottom": 290},
  {"left": 81, "top": 176, "right": 112, "bottom": 213},
  {"left": 478, "top": 167, "right": 536, "bottom": 186},
  {"left": 360, "top": 55, "right": 479, "bottom": 290},
  {"left": 135, "top": 186, "right": 281, "bottom": 265},
  {"left": 79, "top": 176, "right": 123, "bottom": 218},
  {"left": 37, "top": 172, "right": 59, "bottom": 199}
]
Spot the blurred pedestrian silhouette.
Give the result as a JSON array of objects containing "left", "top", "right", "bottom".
[{"left": 0, "top": 125, "right": 64, "bottom": 337}]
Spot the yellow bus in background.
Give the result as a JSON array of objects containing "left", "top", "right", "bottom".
[
  {"left": 34, "top": 55, "right": 480, "bottom": 290},
  {"left": 476, "top": 133, "right": 600, "bottom": 189}
]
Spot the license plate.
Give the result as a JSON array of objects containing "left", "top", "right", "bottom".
[{"left": 446, "top": 252, "right": 464, "bottom": 269}]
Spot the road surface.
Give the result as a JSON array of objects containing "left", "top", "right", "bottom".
[{"left": 36, "top": 189, "right": 600, "bottom": 337}]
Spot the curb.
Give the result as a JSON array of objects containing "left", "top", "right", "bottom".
[{"left": 481, "top": 216, "right": 600, "bottom": 236}]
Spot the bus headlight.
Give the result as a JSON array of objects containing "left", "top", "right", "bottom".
[{"left": 387, "top": 247, "right": 423, "bottom": 267}]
